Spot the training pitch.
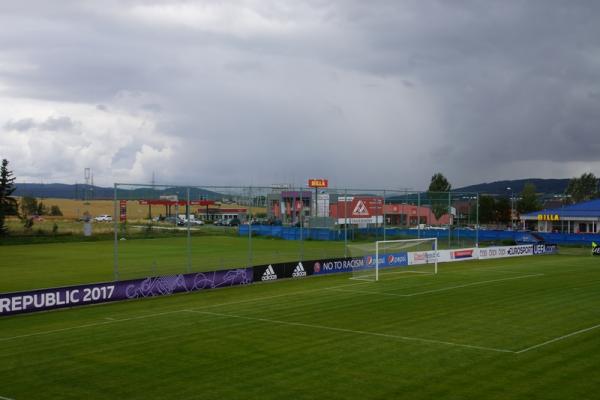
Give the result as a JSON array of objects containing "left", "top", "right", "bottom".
[{"left": 1, "top": 249, "right": 599, "bottom": 399}]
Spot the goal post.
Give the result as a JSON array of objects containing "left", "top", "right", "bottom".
[{"left": 347, "top": 238, "right": 438, "bottom": 281}]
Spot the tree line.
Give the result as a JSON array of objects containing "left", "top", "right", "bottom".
[
  {"left": 427, "top": 171, "right": 599, "bottom": 225},
  {"left": 1, "top": 158, "right": 598, "bottom": 235},
  {"left": 0, "top": 159, "right": 63, "bottom": 235}
]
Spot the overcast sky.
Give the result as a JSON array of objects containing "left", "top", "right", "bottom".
[{"left": 1, "top": 1, "right": 599, "bottom": 190}]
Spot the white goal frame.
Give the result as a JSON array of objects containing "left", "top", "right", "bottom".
[{"left": 375, "top": 238, "right": 438, "bottom": 281}]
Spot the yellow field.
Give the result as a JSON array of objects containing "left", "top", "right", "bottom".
[
  {"left": 24, "top": 198, "right": 145, "bottom": 220},
  {"left": 16, "top": 198, "right": 266, "bottom": 221}
]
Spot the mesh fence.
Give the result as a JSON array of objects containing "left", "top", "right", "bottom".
[{"left": 111, "top": 184, "right": 480, "bottom": 280}]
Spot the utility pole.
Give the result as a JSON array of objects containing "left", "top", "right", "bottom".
[{"left": 507, "top": 187, "right": 514, "bottom": 230}]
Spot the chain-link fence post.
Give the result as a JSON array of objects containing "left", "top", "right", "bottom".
[{"left": 113, "top": 183, "right": 119, "bottom": 281}]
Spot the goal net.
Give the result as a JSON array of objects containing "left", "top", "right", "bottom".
[{"left": 347, "top": 238, "right": 438, "bottom": 281}]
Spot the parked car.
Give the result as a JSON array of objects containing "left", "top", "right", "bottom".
[
  {"left": 228, "top": 218, "right": 240, "bottom": 227},
  {"left": 214, "top": 219, "right": 229, "bottom": 226},
  {"left": 163, "top": 216, "right": 180, "bottom": 225},
  {"left": 94, "top": 215, "right": 112, "bottom": 222},
  {"left": 179, "top": 218, "right": 204, "bottom": 226}
]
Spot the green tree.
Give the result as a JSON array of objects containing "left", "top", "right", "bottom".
[
  {"left": 0, "top": 159, "right": 18, "bottom": 235},
  {"left": 517, "top": 183, "right": 541, "bottom": 214},
  {"left": 477, "top": 195, "right": 496, "bottom": 224},
  {"left": 495, "top": 197, "right": 511, "bottom": 224},
  {"left": 36, "top": 201, "right": 48, "bottom": 216},
  {"left": 427, "top": 173, "right": 452, "bottom": 220},
  {"left": 20, "top": 196, "right": 38, "bottom": 216},
  {"left": 50, "top": 205, "right": 63, "bottom": 216},
  {"left": 565, "top": 172, "right": 598, "bottom": 203}
]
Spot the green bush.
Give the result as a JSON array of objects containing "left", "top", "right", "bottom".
[{"left": 50, "top": 205, "right": 63, "bottom": 216}]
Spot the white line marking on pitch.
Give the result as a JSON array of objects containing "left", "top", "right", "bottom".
[
  {"left": 400, "top": 274, "right": 545, "bottom": 296},
  {"left": 515, "top": 323, "right": 600, "bottom": 354},
  {"left": 327, "top": 274, "right": 544, "bottom": 298},
  {"left": 0, "top": 395, "right": 15, "bottom": 400},
  {"left": 193, "top": 270, "right": 516, "bottom": 311},
  {"left": 0, "top": 310, "right": 187, "bottom": 343},
  {"left": 193, "top": 273, "right": 435, "bottom": 310},
  {"left": 184, "top": 309, "right": 514, "bottom": 353}
]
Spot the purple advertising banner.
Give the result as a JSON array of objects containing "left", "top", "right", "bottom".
[{"left": 0, "top": 268, "right": 253, "bottom": 317}]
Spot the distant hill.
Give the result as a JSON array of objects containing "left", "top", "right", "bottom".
[
  {"left": 455, "top": 179, "right": 570, "bottom": 196},
  {"left": 14, "top": 178, "right": 571, "bottom": 200},
  {"left": 13, "top": 183, "right": 222, "bottom": 200}
]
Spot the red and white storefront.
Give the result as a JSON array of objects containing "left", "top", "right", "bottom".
[{"left": 329, "top": 196, "right": 452, "bottom": 227}]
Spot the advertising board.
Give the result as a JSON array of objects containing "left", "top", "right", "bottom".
[
  {"left": 0, "top": 268, "right": 253, "bottom": 317},
  {"left": 252, "top": 261, "right": 313, "bottom": 282},
  {"left": 408, "top": 251, "right": 439, "bottom": 265},
  {"left": 407, "top": 248, "right": 478, "bottom": 265},
  {"left": 308, "top": 179, "right": 328, "bottom": 188},
  {"left": 478, "top": 245, "right": 534, "bottom": 260},
  {"left": 119, "top": 200, "right": 127, "bottom": 222},
  {"left": 450, "top": 248, "right": 477, "bottom": 260},
  {"left": 311, "top": 257, "right": 364, "bottom": 275},
  {"left": 533, "top": 244, "right": 558, "bottom": 255},
  {"left": 362, "top": 252, "right": 408, "bottom": 268}
]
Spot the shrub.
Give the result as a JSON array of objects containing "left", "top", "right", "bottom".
[{"left": 50, "top": 205, "right": 63, "bottom": 216}]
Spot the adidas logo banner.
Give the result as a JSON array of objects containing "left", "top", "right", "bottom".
[
  {"left": 252, "top": 261, "right": 314, "bottom": 281},
  {"left": 292, "top": 262, "right": 307, "bottom": 278},
  {"left": 261, "top": 265, "right": 278, "bottom": 281}
]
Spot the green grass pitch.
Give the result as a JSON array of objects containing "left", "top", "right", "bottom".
[
  {"left": 0, "top": 236, "right": 347, "bottom": 292},
  {"left": 1, "top": 248, "right": 599, "bottom": 399}
]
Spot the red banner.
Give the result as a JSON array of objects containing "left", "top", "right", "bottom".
[{"left": 119, "top": 200, "right": 127, "bottom": 222}]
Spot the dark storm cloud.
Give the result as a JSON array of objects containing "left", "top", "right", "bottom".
[
  {"left": 4, "top": 116, "right": 75, "bottom": 132},
  {"left": 1, "top": 1, "right": 599, "bottom": 188},
  {"left": 4, "top": 118, "right": 35, "bottom": 132}
]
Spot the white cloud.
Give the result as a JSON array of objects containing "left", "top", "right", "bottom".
[
  {"left": 126, "top": 1, "right": 298, "bottom": 37},
  {"left": 0, "top": 92, "right": 179, "bottom": 185},
  {"left": 1, "top": 1, "right": 600, "bottom": 189}
]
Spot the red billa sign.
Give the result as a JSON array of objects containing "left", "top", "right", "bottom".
[
  {"left": 119, "top": 200, "right": 127, "bottom": 222},
  {"left": 308, "top": 179, "right": 328, "bottom": 188}
]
